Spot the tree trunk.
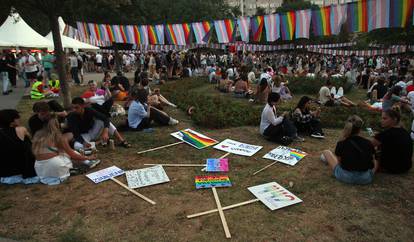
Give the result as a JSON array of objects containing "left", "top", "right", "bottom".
[{"left": 49, "top": 14, "right": 71, "bottom": 108}]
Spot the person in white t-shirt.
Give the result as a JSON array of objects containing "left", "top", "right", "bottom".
[
  {"left": 69, "top": 52, "right": 80, "bottom": 85},
  {"left": 20, "top": 50, "right": 38, "bottom": 84},
  {"left": 95, "top": 53, "right": 103, "bottom": 73}
]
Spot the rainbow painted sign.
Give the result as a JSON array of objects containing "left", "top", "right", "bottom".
[
  {"left": 248, "top": 182, "right": 302, "bottom": 210},
  {"left": 195, "top": 175, "right": 232, "bottom": 189},
  {"left": 171, "top": 129, "right": 218, "bottom": 149},
  {"left": 263, "top": 146, "right": 307, "bottom": 166},
  {"left": 206, "top": 158, "right": 229, "bottom": 172}
]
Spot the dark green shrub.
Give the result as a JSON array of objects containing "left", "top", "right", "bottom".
[{"left": 286, "top": 76, "right": 352, "bottom": 95}]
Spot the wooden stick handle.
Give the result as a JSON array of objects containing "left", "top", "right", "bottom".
[
  {"left": 137, "top": 141, "right": 184, "bottom": 155},
  {"left": 144, "top": 163, "right": 206, "bottom": 167},
  {"left": 212, "top": 187, "right": 231, "bottom": 239},
  {"left": 252, "top": 161, "right": 278, "bottom": 175},
  {"left": 187, "top": 199, "right": 260, "bottom": 218},
  {"left": 110, "top": 177, "right": 156, "bottom": 205},
  {"left": 219, "top": 153, "right": 230, "bottom": 159}
]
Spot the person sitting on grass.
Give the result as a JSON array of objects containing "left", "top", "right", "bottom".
[
  {"left": 253, "top": 77, "right": 270, "bottom": 104},
  {"left": 32, "top": 116, "right": 100, "bottom": 185},
  {"left": 29, "top": 101, "right": 67, "bottom": 136},
  {"left": 293, "top": 96, "right": 324, "bottom": 139},
  {"left": 259, "top": 92, "right": 303, "bottom": 145},
  {"left": 31, "top": 75, "right": 58, "bottom": 99},
  {"left": 271, "top": 75, "right": 292, "bottom": 101},
  {"left": 82, "top": 80, "right": 113, "bottom": 117},
  {"left": 381, "top": 85, "right": 411, "bottom": 112},
  {"left": 0, "top": 109, "right": 38, "bottom": 184},
  {"left": 218, "top": 72, "right": 233, "bottom": 93},
  {"left": 320, "top": 115, "right": 377, "bottom": 185},
  {"left": 371, "top": 108, "right": 412, "bottom": 174},
  {"left": 110, "top": 71, "right": 130, "bottom": 101},
  {"left": 48, "top": 74, "right": 60, "bottom": 95},
  {"left": 139, "top": 76, "right": 177, "bottom": 109},
  {"left": 67, "top": 97, "right": 131, "bottom": 151},
  {"left": 234, "top": 75, "right": 252, "bottom": 98},
  {"left": 318, "top": 79, "right": 356, "bottom": 107},
  {"left": 127, "top": 88, "right": 179, "bottom": 131}
]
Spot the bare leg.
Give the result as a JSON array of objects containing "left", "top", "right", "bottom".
[
  {"left": 158, "top": 94, "right": 176, "bottom": 107},
  {"left": 321, "top": 150, "right": 339, "bottom": 172},
  {"left": 340, "top": 96, "right": 356, "bottom": 106},
  {"left": 113, "top": 130, "right": 125, "bottom": 142}
]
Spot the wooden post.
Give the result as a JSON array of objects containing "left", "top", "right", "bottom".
[
  {"left": 110, "top": 177, "right": 156, "bottom": 205},
  {"left": 137, "top": 141, "right": 184, "bottom": 155},
  {"left": 212, "top": 187, "right": 231, "bottom": 239},
  {"left": 219, "top": 153, "right": 230, "bottom": 159},
  {"left": 187, "top": 199, "right": 260, "bottom": 218},
  {"left": 252, "top": 161, "right": 278, "bottom": 175}
]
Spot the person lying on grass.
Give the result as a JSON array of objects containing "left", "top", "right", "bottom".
[
  {"left": 32, "top": 116, "right": 100, "bottom": 185},
  {"left": 139, "top": 76, "right": 177, "bottom": 109},
  {"left": 293, "top": 96, "right": 324, "bottom": 139},
  {"left": 127, "top": 88, "right": 179, "bottom": 131},
  {"left": 259, "top": 92, "right": 304, "bottom": 145},
  {"left": 371, "top": 108, "right": 413, "bottom": 174},
  {"left": 321, "top": 115, "right": 377, "bottom": 185},
  {"left": 318, "top": 79, "right": 356, "bottom": 107}
]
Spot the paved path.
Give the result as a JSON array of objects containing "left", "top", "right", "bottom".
[{"left": 0, "top": 71, "right": 135, "bottom": 110}]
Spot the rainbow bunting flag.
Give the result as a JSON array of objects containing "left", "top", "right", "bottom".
[
  {"left": 165, "top": 24, "right": 177, "bottom": 45},
  {"left": 139, "top": 25, "right": 149, "bottom": 45},
  {"left": 192, "top": 21, "right": 212, "bottom": 44},
  {"left": 390, "top": 0, "right": 412, "bottom": 28},
  {"left": 105, "top": 24, "right": 115, "bottom": 43},
  {"left": 132, "top": 25, "right": 141, "bottom": 44},
  {"left": 280, "top": 12, "right": 296, "bottom": 40},
  {"left": 312, "top": 6, "right": 332, "bottom": 36},
  {"left": 238, "top": 16, "right": 250, "bottom": 42},
  {"left": 330, "top": 4, "right": 348, "bottom": 35},
  {"left": 148, "top": 25, "right": 158, "bottom": 44},
  {"left": 155, "top": 24, "right": 164, "bottom": 44},
  {"left": 296, "top": 9, "right": 312, "bottom": 38},
  {"left": 214, "top": 19, "right": 235, "bottom": 43},
  {"left": 119, "top": 25, "right": 128, "bottom": 43},
  {"left": 347, "top": 0, "right": 368, "bottom": 32},
  {"left": 368, "top": 0, "right": 390, "bottom": 31},
  {"left": 251, "top": 15, "right": 264, "bottom": 42},
  {"left": 183, "top": 23, "right": 192, "bottom": 44},
  {"left": 171, "top": 129, "right": 218, "bottom": 149},
  {"left": 264, "top": 14, "right": 280, "bottom": 41}
]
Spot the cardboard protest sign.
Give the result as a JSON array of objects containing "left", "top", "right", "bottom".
[
  {"left": 206, "top": 158, "right": 229, "bottom": 172},
  {"left": 248, "top": 182, "right": 302, "bottom": 210},
  {"left": 171, "top": 129, "right": 218, "bottom": 149},
  {"left": 126, "top": 165, "right": 170, "bottom": 189},
  {"left": 86, "top": 166, "right": 124, "bottom": 184},
  {"left": 195, "top": 175, "right": 232, "bottom": 189},
  {"left": 263, "top": 146, "right": 307, "bottom": 166},
  {"left": 213, "top": 139, "right": 262, "bottom": 157}
]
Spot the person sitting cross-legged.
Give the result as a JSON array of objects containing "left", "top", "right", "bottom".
[
  {"left": 293, "top": 96, "right": 324, "bottom": 139},
  {"left": 127, "top": 88, "right": 179, "bottom": 131},
  {"left": 67, "top": 97, "right": 131, "bottom": 150},
  {"left": 321, "top": 115, "right": 377, "bottom": 185}
]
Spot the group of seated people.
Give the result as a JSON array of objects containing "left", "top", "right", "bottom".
[{"left": 30, "top": 74, "right": 61, "bottom": 100}]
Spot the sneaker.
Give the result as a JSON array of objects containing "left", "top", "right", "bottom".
[
  {"left": 280, "top": 136, "right": 293, "bottom": 145},
  {"left": 168, "top": 118, "right": 179, "bottom": 125},
  {"left": 292, "top": 136, "right": 305, "bottom": 142},
  {"left": 311, "top": 133, "right": 325, "bottom": 139},
  {"left": 84, "top": 159, "right": 101, "bottom": 169}
]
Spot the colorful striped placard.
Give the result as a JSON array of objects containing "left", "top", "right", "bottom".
[{"left": 195, "top": 175, "right": 232, "bottom": 189}]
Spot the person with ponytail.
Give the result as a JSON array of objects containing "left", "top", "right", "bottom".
[
  {"left": 371, "top": 109, "right": 413, "bottom": 174},
  {"left": 321, "top": 115, "right": 377, "bottom": 185}
]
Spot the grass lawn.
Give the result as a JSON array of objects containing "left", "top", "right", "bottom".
[{"left": 0, "top": 77, "right": 413, "bottom": 241}]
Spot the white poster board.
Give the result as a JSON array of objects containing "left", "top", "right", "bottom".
[
  {"left": 125, "top": 165, "right": 170, "bottom": 189},
  {"left": 86, "top": 166, "right": 124, "bottom": 184},
  {"left": 262, "top": 146, "right": 307, "bottom": 166},
  {"left": 248, "top": 182, "right": 302, "bottom": 211},
  {"left": 213, "top": 139, "right": 262, "bottom": 157}
]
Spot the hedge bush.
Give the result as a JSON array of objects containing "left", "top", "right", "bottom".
[
  {"left": 161, "top": 77, "right": 410, "bottom": 130},
  {"left": 286, "top": 76, "right": 353, "bottom": 95}
]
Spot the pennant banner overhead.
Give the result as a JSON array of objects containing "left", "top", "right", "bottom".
[
  {"left": 296, "top": 9, "right": 312, "bottom": 39},
  {"left": 330, "top": 4, "right": 348, "bottom": 35},
  {"left": 312, "top": 6, "right": 332, "bottom": 36},
  {"left": 390, "top": 0, "right": 412, "bottom": 28},
  {"left": 214, "top": 19, "right": 235, "bottom": 43},
  {"left": 192, "top": 21, "right": 212, "bottom": 44},
  {"left": 347, "top": 0, "right": 368, "bottom": 32},
  {"left": 182, "top": 23, "right": 192, "bottom": 44},
  {"left": 237, "top": 16, "right": 250, "bottom": 42},
  {"left": 251, "top": 15, "right": 264, "bottom": 42},
  {"left": 165, "top": 24, "right": 177, "bottom": 45},
  {"left": 280, "top": 12, "right": 296, "bottom": 40},
  {"left": 148, "top": 25, "right": 158, "bottom": 44},
  {"left": 368, "top": 0, "right": 390, "bottom": 31},
  {"left": 155, "top": 24, "right": 165, "bottom": 44},
  {"left": 264, "top": 14, "right": 280, "bottom": 42},
  {"left": 139, "top": 25, "right": 149, "bottom": 45}
]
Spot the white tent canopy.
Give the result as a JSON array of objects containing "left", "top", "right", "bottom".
[
  {"left": 0, "top": 12, "right": 52, "bottom": 48},
  {"left": 45, "top": 17, "right": 99, "bottom": 51}
]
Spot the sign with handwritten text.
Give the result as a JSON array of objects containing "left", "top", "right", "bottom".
[
  {"left": 126, "top": 165, "right": 170, "bottom": 189},
  {"left": 86, "top": 166, "right": 124, "bottom": 184},
  {"left": 248, "top": 182, "right": 302, "bottom": 210},
  {"left": 263, "top": 146, "right": 307, "bottom": 166},
  {"left": 213, "top": 139, "right": 262, "bottom": 157}
]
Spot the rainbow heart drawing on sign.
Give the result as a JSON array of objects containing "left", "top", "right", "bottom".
[
  {"left": 195, "top": 175, "right": 232, "bottom": 189},
  {"left": 180, "top": 129, "right": 218, "bottom": 149}
]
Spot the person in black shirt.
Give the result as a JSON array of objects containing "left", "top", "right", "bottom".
[
  {"left": 321, "top": 115, "right": 377, "bottom": 185},
  {"left": 372, "top": 109, "right": 413, "bottom": 174},
  {"left": 28, "top": 101, "right": 67, "bottom": 136},
  {"left": 0, "top": 109, "right": 37, "bottom": 183},
  {"left": 67, "top": 97, "right": 130, "bottom": 150},
  {"left": 0, "top": 52, "right": 11, "bottom": 95}
]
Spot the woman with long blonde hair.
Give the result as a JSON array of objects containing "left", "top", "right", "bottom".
[
  {"left": 32, "top": 116, "right": 99, "bottom": 185},
  {"left": 320, "top": 115, "right": 377, "bottom": 185}
]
